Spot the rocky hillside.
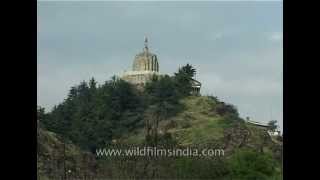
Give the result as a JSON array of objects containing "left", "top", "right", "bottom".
[
  {"left": 38, "top": 96, "right": 282, "bottom": 179},
  {"left": 37, "top": 128, "right": 97, "bottom": 180},
  {"left": 123, "top": 96, "right": 281, "bottom": 157},
  {"left": 106, "top": 96, "right": 283, "bottom": 179}
]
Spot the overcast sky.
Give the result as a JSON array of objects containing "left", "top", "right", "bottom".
[{"left": 37, "top": 1, "right": 283, "bottom": 131}]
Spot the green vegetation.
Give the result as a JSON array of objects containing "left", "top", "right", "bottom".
[
  {"left": 173, "top": 63, "right": 196, "bottom": 96},
  {"left": 268, "top": 120, "right": 278, "bottom": 131},
  {"left": 41, "top": 77, "right": 145, "bottom": 152},
  {"left": 38, "top": 64, "right": 282, "bottom": 179},
  {"left": 227, "top": 149, "right": 282, "bottom": 180},
  {"left": 37, "top": 128, "right": 97, "bottom": 180}
]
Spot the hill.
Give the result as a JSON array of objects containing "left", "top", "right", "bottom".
[
  {"left": 38, "top": 64, "right": 282, "bottom": 179},
  {"left": 123, "top": 96, "right": 281, "bottom": 154},
  {"left": 100, "top": 96, "right": 282, "bottom": 179},
  {"left": 37, "top": 127, "right": 98, "bottom": 180},
  {"left": 38, "top": 96, "right": 282, "bottom": 179}
]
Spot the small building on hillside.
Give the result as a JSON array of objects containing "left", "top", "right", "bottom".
[
  {"left": 245, "top": 117, "right": 281, "bottom": 136},
  {"left": 191, "top": 79, "right": 201, "bottom": 96}
]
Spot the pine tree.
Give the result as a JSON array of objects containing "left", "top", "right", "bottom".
[{"left": 174, "top": 64, "right": 196, "bottom": 97}]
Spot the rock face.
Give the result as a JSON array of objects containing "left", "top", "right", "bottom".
[
  {"left": 222, "top": 122, "right": 251, "bottom": 153},
  {"left": 222, "top": 122, "right": 282, "bottom": 160},
  {"left": 37, "top": 128, "right": 97, "bottom": 180}
]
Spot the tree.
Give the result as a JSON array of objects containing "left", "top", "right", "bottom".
[
  {"left": 179, "top": 63, "right": 196, "bottom": 78},
  {"left": 37, "top": 106, "right": 46, "bottom": 122},
  {"left": 89, "top": 77, "right": 97, "bottom": 90},
  {"left": 215, "top": 101, "right": 239, "bottom": 118},
  {"left": 173, "top": 64, "right": 196, "bottom": 97},
  {"left": 43, "top": 76, "right": 146, "bottom": 152},
  {"left": 144, "top": 75, "right": 181, "bottom": 145},
  {"left": 145, "top": 75, "right": 180, "bottom": 116},
  {"left": 228, "top": 149, "right": 279, "bottom": 180},
  {"left": 267, "top": 120, "right": 278, "bottom": 131}
]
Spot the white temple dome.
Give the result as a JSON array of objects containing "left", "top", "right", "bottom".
[{"left": 132, "top": 37, "right": 159, "bottom": 72}]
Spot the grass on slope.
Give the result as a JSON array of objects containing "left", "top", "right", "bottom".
[
  {"left": 124, "top": 96, "right": 236, "bottom": 145},
  {"left": 167, "top": 96, "right": 226, "bottom": 145}
]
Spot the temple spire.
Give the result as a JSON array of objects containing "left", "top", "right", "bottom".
[{"left": 144, "top": 36, "right": 148, "bottom": 53}]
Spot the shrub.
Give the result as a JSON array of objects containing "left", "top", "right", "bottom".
[{"left": 228, "top": 149, "right": 280, "bottom": 180}]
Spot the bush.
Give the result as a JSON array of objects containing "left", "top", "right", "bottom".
[
  {"left": 174, "top": 157, "right": 229, "bottom": 179},
  {"left": 215, "top": 102, "right": 239, "bottom": 117},
  {"left": 228, "top": 149, "right": 280, "bottom": 180}
]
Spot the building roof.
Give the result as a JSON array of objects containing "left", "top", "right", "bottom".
[
  {"left": 191, "top": 79, "right": 201, "bottom": 87},
  {"left": 246, "top": 120, "right": 270, "bottom": 127},
  {"left": 132, "top": 38, "right": 159, "bottom": 72}
]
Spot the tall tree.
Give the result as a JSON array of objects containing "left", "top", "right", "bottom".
[
  {"left": 174, "top": 64, "right": 196, "bottom": 97},
  {"left": 180, "top": 63, "right": 196, "bottom": 78},
  {"left": 145, "top": 75, "right": 180, "bottom": 145},
  {"left": 267, "top": 120, "right": 278, "bottom": 131}
]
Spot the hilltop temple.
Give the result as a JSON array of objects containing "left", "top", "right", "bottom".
[
  {"left": 121, "top": 37, "right": 159, "bottom": 87},
  {"left": 121, "top": 37, "right": 201, "bottom": 95}
]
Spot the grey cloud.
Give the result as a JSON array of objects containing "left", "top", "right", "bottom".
[{"left": 38, "top": 1, "right": 283, "bottom": 130}]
